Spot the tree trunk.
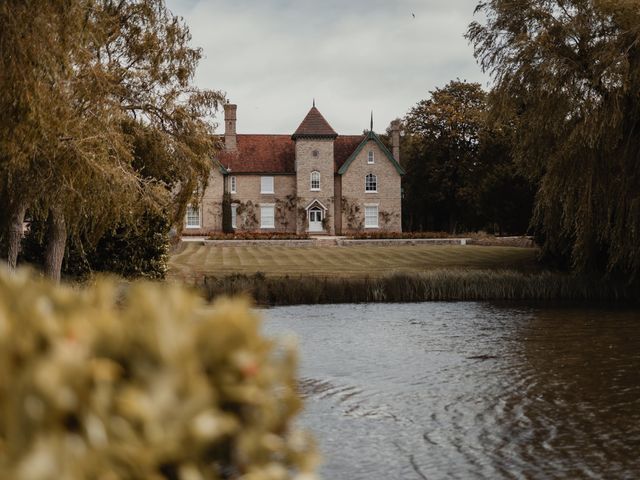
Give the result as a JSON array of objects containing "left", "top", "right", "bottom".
[
  {"left": 44, "top": 208, "right": 67, "bottom": 283},
  {"left": 7, "top": 203, "right": 27, "bottom": 271},
  {"left": 449, "top": 210, "right": 457, "bottom": 235}
]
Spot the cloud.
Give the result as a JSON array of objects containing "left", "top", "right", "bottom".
[{"left": 166, "top": 0, "right": 487, "bottom": 134}]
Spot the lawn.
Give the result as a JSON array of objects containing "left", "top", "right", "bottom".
[{"left": 168, "top": 243, "right": 539, "bottom": 280}]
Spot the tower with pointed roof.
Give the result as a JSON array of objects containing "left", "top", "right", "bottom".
[{"left": 292, "top": 104, "right": 339, "bottom": 234}]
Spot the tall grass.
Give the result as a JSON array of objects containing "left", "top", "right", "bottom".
[{"left": 201, "top": 270, "right": 640, "bottom": 305}]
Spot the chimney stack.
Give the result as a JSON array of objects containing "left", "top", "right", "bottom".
[
  {"left": 391, "top": 120, "right": 401, "bottom": 163},
  {"left": 224, "top": 103, "right": 237, "bottom": 152}
]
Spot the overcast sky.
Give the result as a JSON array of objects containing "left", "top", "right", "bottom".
[{"left": 165, "top": 0, "right": 488, "bottom": 135}]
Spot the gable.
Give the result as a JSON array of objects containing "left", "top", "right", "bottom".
[
  {"left": 337, "top": 131, "right": 405, "bottom": 176},
  {"left": 304, "top": 198, "right": 328, "bottom": 211}
]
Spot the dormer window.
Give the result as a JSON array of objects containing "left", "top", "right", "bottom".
[
  {"left": 310, "top": 171, "right": 320, "bottom": 191},
  {"left": 368, "top": 151, "right": 375, "bottom": 164}
]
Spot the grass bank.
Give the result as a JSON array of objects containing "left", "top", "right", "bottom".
[
  {"left": 169, "top": 243, "right": 539, "bottom": 280},
  {"left": 200, "top": 270, "right": 639, "bottom": 306}
]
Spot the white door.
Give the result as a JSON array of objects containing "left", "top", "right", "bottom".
[{"left": 309, "top": 207, "right": 323, "bottom": 232}]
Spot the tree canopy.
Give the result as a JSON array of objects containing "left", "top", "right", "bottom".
[
  {"left": 0, "top": 0, "right": 223, "bottom": 280},
  {"left": 402, "top": 80, "right": 534, "bottom": 234},
  {"left": 468, "top": 0, "right": 640, "bottom": 278}
]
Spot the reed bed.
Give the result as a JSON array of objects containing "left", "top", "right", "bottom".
[{"left": 201, "top": 270, "right": 639, "bottom": 305}]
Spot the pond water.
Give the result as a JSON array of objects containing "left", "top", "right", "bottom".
[{"left": 262, "top": 303, "right": 640, "bottom": 480}]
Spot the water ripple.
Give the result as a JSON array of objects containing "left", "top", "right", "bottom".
[{"left": 264, "top": 302, "right": 640, "bottom": 480}]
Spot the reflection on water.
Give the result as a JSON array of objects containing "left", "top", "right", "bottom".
[{"left": 262, "top": 303, "right": 640, "bottom": 480}]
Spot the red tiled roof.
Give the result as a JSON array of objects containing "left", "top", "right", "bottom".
[
  {"left": 334, "top": 135, "right": 365, "bottom": 171},
  {"left": 292, "top": 106, "right": 338, "bottom": 139},
  {"left": 219, "top": 135, "right": 295, "bottom": 173},
  {"left": 217, "top": 134, "right": 366, "bottom": 174}
]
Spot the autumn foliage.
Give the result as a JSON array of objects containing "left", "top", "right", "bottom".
[{"left": 0, "top": 269, "right": 318, "bottom": 479}]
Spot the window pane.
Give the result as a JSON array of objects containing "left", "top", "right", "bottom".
[
  {"left": 261, "top": 205, "right": 275, "bottom": 228},
  {"left": 186, "top": 205, "right": 200, "bottom": 228},
  {"left": 368, "top": 151, "right": 374, "bottom": 164},
  {"left": 311, "top": 171, "right": 320, "bottom": 190},
  {"left": 261, "top": 176, "right": 274, "bottom": 193},
  {"left": 230, "top": 176, "right": 237, "bottom": 193},
  {"left": 231, "top": 205, "right": 237, "bottom": 228},
  {"left": 365, "top": 206, "right": 378, "bottom": 228},
  {"left": 365, "top": 174, "right": 377, "bottom": 192}
]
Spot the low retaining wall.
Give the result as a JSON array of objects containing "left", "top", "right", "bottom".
[
  {"left": 336, "top": 238, "right": 471, "bottom": 247},
  {"left": 202, "top": 239, "right": 316, "bottom": 247},
  {"left": 184, "top": 237, "right": 534, "bottom": 248},
  {"left": 198, "top": 238, "right": 469, "bottom": 247},
  {"left": 467, "top": 237, "right": 535, "bottom": 248}
]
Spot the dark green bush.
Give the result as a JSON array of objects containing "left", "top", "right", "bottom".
[
  {"left": 222, "top": 192, "right": 233, "bottom": 234},
  {"left": 20, "top": 212, "right": 170, "bottom": 280}
]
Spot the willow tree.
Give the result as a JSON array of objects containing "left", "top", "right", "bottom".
[
  {"left": 467, "top": 0, "right": 640, "bottom": 278},
  {"left": 0, "top": 0, "right": 81, "bottom": 271},
  {"left": 0, "top": 0, "right": 223, "bottom": 281}
]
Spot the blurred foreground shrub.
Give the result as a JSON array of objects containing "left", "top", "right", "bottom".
[{"left": 0, "top": 269, "right": 318, "bottom": 480}]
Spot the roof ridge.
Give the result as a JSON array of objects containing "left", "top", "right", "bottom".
[
  {"left": 235, "top": 133, "right": 363, "bottom": 138},
  {"left": 236, "top": 133, "right": 292, "bottom": 137}
]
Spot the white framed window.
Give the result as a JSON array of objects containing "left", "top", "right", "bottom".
[
  {"left": 231, "top": 203, "right": 238, "bottom": 229},
  {"left": 185, "top": 204, "right": 201, "bottom": 228},
  {"left": 364, "top": 205, "right": 379, "bottom": 229},
  {"left": 261, "top": 176, "right": 274, "bottom": 194},
  {"left": 230, "top": 175, "right": 237, "bottom": 194},
  {"left": 310, "top": 171, "right": 320, "bottom": 191},
  {"left": 368, "top": 150, "right": 375, "bottom": 164},
  {"left": 260, "top": 204, "right": 275, "bottom": 229},
  {"left": 365, "top": 173, "right": 377, "bottom": 192}
]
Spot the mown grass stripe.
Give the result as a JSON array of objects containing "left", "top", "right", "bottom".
[{"left": 169, "top": 243, "right": 540, "bottom": 280}]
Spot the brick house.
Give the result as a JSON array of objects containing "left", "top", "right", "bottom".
[{"left": 183, "top": 102, "right": 405, "bottom": 235}]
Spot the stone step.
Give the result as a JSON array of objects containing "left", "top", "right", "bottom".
[{"left": 313, "top": 238, "right": 339, "bottom": 247}]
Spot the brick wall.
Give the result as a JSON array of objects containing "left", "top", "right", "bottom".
[
  {"left": 182, "top": 169, "right": 224, "bottom": 235},
  {"left": 230, "top": 174, "right": 297, "bottom": 232},
  {"left": 294, "top": 138, "right": 336, "bottom": 235},
  {"left": 340, "top": 139, "right": 402, "bottom": 233}
]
